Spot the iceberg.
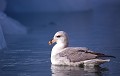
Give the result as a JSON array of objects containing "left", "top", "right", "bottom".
[
  {"left": 0, "top": 12, "right": 27, "bottom": 49},
  {"left": 0, "top": 12, "right": 27, "bottom": 34},
  {"left": 0, "top": 25, "right": 6, "bottom": 49},
  {"left": 0, "top": 0, "right": 6, "bottom": 11},
  {"left": 0, "top": 0, "right": 27, "bottom": 49}
]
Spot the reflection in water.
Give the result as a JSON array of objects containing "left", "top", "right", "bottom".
[{"left": 51, "top": 65, "right": 108, "bottom": 76}]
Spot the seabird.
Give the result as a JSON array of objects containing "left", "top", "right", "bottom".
[{"left": 48, "top": 31, "right": 115, "bottom": 66}]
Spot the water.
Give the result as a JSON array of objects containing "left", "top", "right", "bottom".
[{"left": 1, "top": 8, "right": 120, "bottom": 76}]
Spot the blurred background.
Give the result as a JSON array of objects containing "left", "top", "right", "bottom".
[
  {"left": 0, "top": 0, "right": 120, "bottom": 76},
  {"left": 0, "top": 0, "right": 120, "bottom": 49}
]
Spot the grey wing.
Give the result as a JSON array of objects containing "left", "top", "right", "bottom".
[{"left": 59, "top": 47, "right": 97, "bottom": 62}]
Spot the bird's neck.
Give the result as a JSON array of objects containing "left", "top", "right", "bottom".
[{"left": 51, "top": 42, "right": 68, "bottom": 56}]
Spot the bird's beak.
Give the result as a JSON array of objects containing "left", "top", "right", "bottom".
[{"left": 48, "top": 39, "right": 56, "bottom": 45}]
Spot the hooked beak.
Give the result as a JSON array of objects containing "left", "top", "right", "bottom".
[{"left": 48, "top": 39, "right": 56, "bottom": 45}]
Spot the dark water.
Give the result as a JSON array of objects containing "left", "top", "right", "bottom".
[{"left": 1, "top": 7, "right": 120, "bottom": 76}]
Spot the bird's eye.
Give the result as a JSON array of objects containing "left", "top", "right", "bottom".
[{"left": 56, "top": 35, "right": 61, "bottom": 38}]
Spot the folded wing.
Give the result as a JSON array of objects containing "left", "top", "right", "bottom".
[{"left": 59, "top": 47, "right": 115, "bottom": 62}]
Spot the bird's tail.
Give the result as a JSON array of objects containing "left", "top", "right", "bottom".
[
  {"left": 97, "top": 54, "right": 116, "bottom": 58},
  {"left": 86, "top": 51, "right": 116, "bottom": 58},
  {"left": 91, "top": 52, "right": 116, "bottom": 58}
]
